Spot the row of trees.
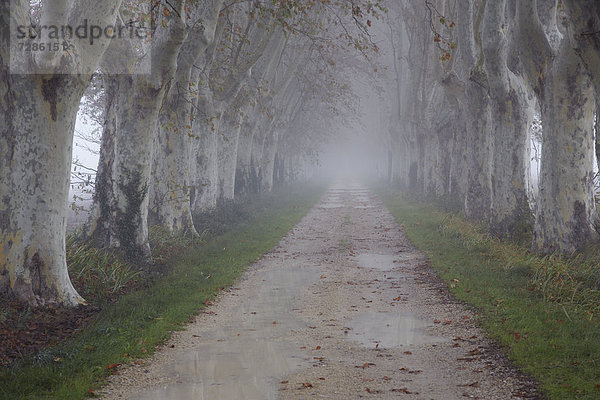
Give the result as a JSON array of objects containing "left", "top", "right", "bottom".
[
  {"left": 382, "top": 0, "right": 600, "bottom": 255},
  {"left": 0, "top": 0, "right": 382, "bottom": 306}
]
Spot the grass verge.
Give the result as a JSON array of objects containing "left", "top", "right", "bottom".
[
  {"left": 378, "top": 189, "right": 600, "bottom": 400},
  {"left": 0, "top": 184, "right": 322, "bottom": 400}
]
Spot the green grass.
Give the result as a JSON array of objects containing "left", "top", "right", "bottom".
[
  {"left": 66, "top": 237, "right": 143, "bottom": 306},
  {"left": 0, "top": 184, "right": 322, "bottom": 400},
  {"left": 378, "top": 189, "right": 600, "bottom": 400}
]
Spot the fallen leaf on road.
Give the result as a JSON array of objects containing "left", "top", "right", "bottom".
[
  {"left": 105, "top": 363, "right": 121, "bottom": 371},
  {"left": 356, "top": 362, "right": 376, "bottom": 369},
  {"left": 467, "top": 348, "right": 481, "bottom": 356},
  {"left": 391, "top": 387, "right": 417, "bottom": 394}
]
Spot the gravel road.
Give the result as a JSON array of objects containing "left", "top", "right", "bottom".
[{"left": 100, "top": 183, "right": 540, "bottom": 400}]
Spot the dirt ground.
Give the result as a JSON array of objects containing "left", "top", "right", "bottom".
[{"left": 100, "top": 183, "right": 541, "bottom": 399}]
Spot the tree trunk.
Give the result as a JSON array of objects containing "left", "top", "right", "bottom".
[
  {"left": 533, "top": 41, "right": 599, "bottom": 254},
  {"left": 449, "top": 116, "right": 468, "bottom": 201},
  {"left": 87, "top": 4, "right": 187, "bottom": 260},
  {"left": 149, "top": 0, "right": 222, "bottom": 232},
  {"left": 192, "top": 123, "right": 219, "bottom": 212},
  {"left": 463, "top": 84, "right": 493, "bottom": 222},
  {"left": 191, "top": 81, "right": 220, "bottom": 213},
  {"left": 483, "top": 0, "right": 533, "bottom": 237},
  {"left": 387, "top": 149, "right": 393, "bottom": 183},
  {"left": 249, "top": 123, "right": 268, "bottom": 193},
  {"left": 488, "top": 84, "right": 533, "bottom": 237},
  {"left": 1, "top": 0, "right": 121, "bottom": 306},
  {"left": 260, "top": 130, "right": 280, "bottom": 192},
  {"left": 562, "top": 0, "right": 600, "bottom": 96},
  {"left": 111, "top": 76, "right": 163, "bottom": 260},
  {"left": 235, "top": 117, "right": 256, "bottom": 196},
  {"left": 86, "top": 76, "right": 118, "bottom": 248},
  {"left": 0, "top": 74, "right": 89, "bottom": 306},
  {"left": 217, "top": 108, "right": 242, "bottom": 200},
  {"left": 149, "top": 76, "right": 197, "bottom": 235},
  {"left": 150, "top": 105, "right": 197, "bottom": 234},
  {"left": 596, "top": 102, "right": 600, "bottom": 171},
  {"left": 87, "top": 76, "right": 164, "bottom": 261}
]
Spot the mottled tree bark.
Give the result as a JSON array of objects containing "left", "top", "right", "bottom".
[
  {"left": 0, "top": 74, "right": 89, "bottom": 306},
  {"left": 249, "top": 122, "right": 269, "bottom": 193},
  {"left": 483, "top": 0, "right": 534, "bottom": 237},
  {"left": 510, "top": 0, "right": 599, "bottom": 253},
  {"left": 259, "top": 130, "right": 280, "bottom": 192},
  {"left": 533, "top": 40, "right": 599, "bottom": 253},
  {"left": 86, "top": 76, "right": 119, "bottom": 248},
  {"left": 217, "top": 105, "right": 243, "bottom": 200},
  {"left": 562, "top": 1, "right": 600, "bottom": 95},
  {"left": 0, "top": 0, "right": 121, "bottom": 305},
  {"left": 459, "top": 0, "right": 493, "bottom": 222},
  {"left": 150, "top": 0, "right": 223, "bottom": 233},
  {"left": 88, "top": 3, "right": 187, "bottom": 260},
  {"left": 463, "top": 86, "right": 493, "bottom": 222},
  {"left": 235, "top": 116, "right": 257, "bottom": 196}
]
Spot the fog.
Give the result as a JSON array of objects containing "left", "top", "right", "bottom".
[
  {"left": 61, "top": 0, "right": 600, "bottom": 256},
  {"left": 4, "top": 2, "right": 600, "bottom": 395}
]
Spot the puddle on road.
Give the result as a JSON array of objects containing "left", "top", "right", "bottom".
[
  {"left": 347, "top": 312, "right": 447, "bottom": 349},
  {"left": 134, "top": 341, "right": 308, "bottom": 400},
  {"left": 357, "top": 254, "right": 397, "bottom": 271},
  {"left": 324, "top": 196, "right": 342, "bottom": 202},
  {"left": 319, "top": 203, "right": 344, "bottom": 209},
  {"left": 134, "top": 265, "right": 321, "bottom": 400}
]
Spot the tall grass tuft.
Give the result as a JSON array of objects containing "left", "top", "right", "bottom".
[
  {"left": 66, "top": 235, "right": 141, "bottom": 305},
  {"left": 435, "top": 214, "right": 600, "bottom": 318}
]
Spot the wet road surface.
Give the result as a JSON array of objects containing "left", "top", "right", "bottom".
[{"left": 101, "top": 183, "right": 539, "bottom": 399}]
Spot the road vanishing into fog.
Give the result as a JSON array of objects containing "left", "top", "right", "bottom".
[{"left": 101, "top": 183, "right": 539, "bottom": 400}]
